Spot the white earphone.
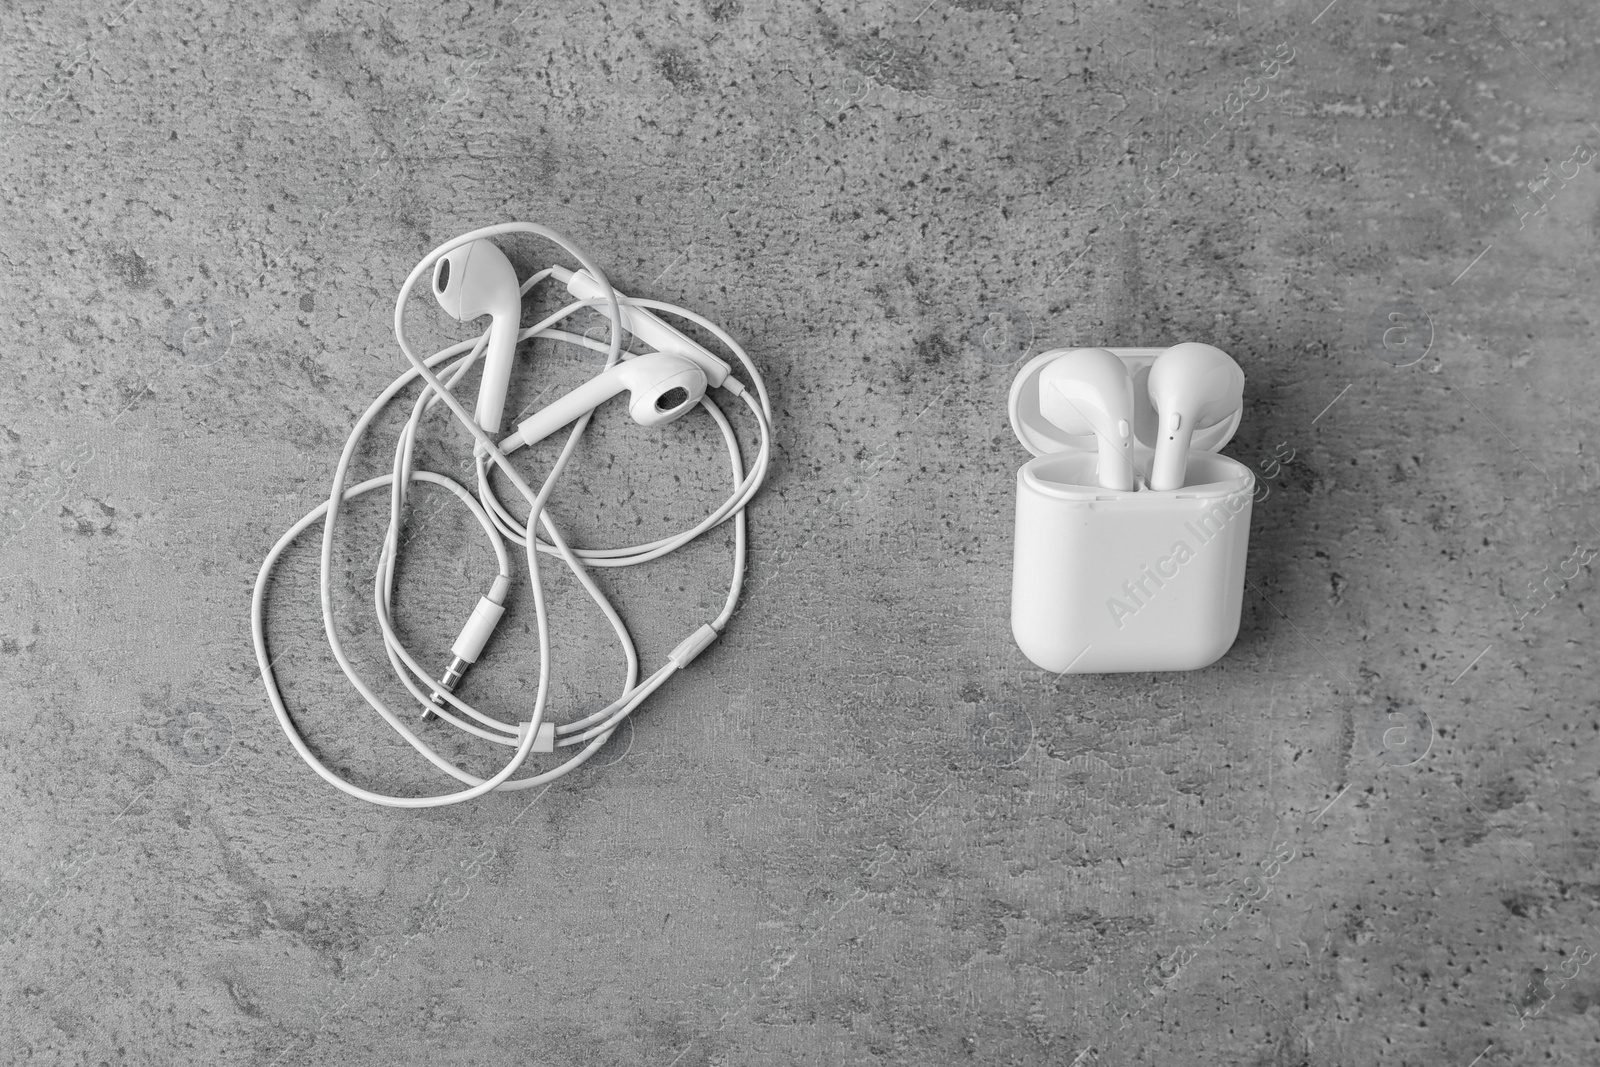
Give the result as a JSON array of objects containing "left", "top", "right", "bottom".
[
  {"left": 1146, "top": 342, "right": 1245, "bottom": 491},
  {"left": 502, "top": 351, "right": 708, "bottom": 451},
  {"left": 250, "top": 222, "right": 774, "bottom": 807},
  {"left": 1038, "top": 347, "right": 1136, "bottom": 492},
  {"left": 1038, "top": 342, "right": 1243, "bottom": 491},
  {"left": 431, "top": 238, "right": 523, "bottom": 433}
]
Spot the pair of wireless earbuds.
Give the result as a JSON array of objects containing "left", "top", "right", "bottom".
[
  {"left": 1039, "top": 342, "right": 1244, "bottom": 491},
  {"left": 251, "top": 222, "right": 773, "bottom": 807}
]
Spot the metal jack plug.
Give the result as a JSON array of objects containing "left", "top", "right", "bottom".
[
  {"left": 422, "top": 587, "right": 508, "bottom": 723},
  {"left": 423, "top": 656, "right": 471, "bottom": 722}
]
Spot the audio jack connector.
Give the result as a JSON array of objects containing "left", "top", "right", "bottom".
[{"left": 423, "top": 584, "right": 509, "bottom": 721}]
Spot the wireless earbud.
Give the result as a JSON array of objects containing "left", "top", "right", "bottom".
[
  {"left": 432, "top": 239, "right": 522, "bottom": 433},
  {"left": 501, "top": 352, "right": 708, "bottom": 451},
  {"left": 1146, "top": 342, "right": 1244, "bottom": 492},
  {"left": 1038, "top": 347, "right": 1136, "bottom": 491}
]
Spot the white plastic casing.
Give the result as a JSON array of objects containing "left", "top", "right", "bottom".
[
  {"left": 1009, "top": 348, "right": 1254, "bottom": 674},
  {"left": 669, "top": 624, "right": 720, "bottom": 668},
  {"left": 450, "top": 597, "right": 506, "bottom": 664},
  {"left": 554, "top": 267, "right": 732, "bottom": 388},
  {"left": 521, "top": 720, "right": 557, "bottom": 753}
]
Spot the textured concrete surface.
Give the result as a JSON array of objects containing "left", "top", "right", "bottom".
[{"left": 3, "top": 0, "right": 1599, "bottom": 1063}]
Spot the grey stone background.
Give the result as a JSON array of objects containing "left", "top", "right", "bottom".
[{"left": 2, "top": 0, "right": 1597, "bottom": 1063}]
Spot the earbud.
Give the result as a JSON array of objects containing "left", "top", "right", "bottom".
[
  {"left": 501, "top": 352, "right": 707, "bottom": 451},
  {"left": 1038, "top": 347, "right": 1136, "bottom": 491},
  {"left": 432, "top": 239, "right": 522, "bottom": 434},
  {"left": 551, "top": 266, "right": 732, "bottom": 388},
  {"left": 1146, "top": 342, "right": 1244, "bottom": 491}
]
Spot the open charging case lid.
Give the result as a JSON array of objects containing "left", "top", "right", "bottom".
[{"left": 1008, "top": 348, "right": 1242, "bottom": 460}]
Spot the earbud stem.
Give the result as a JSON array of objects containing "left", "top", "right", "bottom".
[
  {"left": 504, "top": 371, "right": 629, "bottom": 450},
  {"left": 1149, "top": 414, "right": 1196, "bottom": 491},
  {"left": 1097, "top": 430, "right": 1136, "bottom": 492},
  {"left": 475, "top": 314, "right": 520, "bottom": 434},
  {"left": 554, "top": 267, "right": 731, "bottom": 388}
]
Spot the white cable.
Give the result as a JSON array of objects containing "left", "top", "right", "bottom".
[{"left": 250, "top": 223, "right": 772, "bottom": 806}]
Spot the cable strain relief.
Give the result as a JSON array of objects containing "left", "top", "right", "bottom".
[
  {"left": 488, "top": 574, "right": 512, "bottom": 606},
  {"left": 493, "top": 427, "right": 526, "bottom": 456},
  {"left": 668, "top": 623, "right": 720, "bottom": 669},
  {"left": 519, "top": 720, "right": 557, "bottom": 753},
  {"left": 450, "top": 597, "right": 506, "bottom": 663},
  {"left": 720, "top": 377, "right": 746, "bottom": 397}
]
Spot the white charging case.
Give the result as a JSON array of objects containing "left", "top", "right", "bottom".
[{"left": 1008, "top": 348, "right": 1255, "bottom": 674}]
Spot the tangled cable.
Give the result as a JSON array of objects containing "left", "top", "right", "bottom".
[{"left": 250, "top": 222, "right": 773, "bottom": 807}]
